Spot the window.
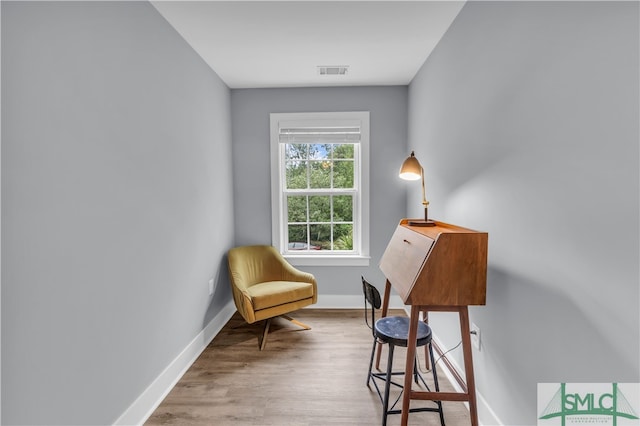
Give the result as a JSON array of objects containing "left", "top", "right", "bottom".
[{"left": 270, "top": 112, "right": 370, "bottom": 266}]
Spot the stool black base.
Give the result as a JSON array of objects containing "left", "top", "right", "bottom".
[{"left": 367, "top": 338, "right": 445, "bottom": 426}]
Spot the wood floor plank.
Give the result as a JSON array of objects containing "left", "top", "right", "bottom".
[{"left": 146, "top": 309, "right": 471, "bottom": 426}]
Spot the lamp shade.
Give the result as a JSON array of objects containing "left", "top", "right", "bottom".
[{"left": 399, "top": 151, "right": 422, "bottom": 180}]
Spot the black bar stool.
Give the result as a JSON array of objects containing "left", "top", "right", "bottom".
[{"left": 362, "top": 276, "right": 445, "bottom": 426}]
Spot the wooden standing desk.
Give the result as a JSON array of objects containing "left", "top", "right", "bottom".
[{"left": 379, "top": 219, "right": 488, "bottom": 426}]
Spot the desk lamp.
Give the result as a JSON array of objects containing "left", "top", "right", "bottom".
[{"left": 399, "top": 151, "right": 435, "bottom": 226}]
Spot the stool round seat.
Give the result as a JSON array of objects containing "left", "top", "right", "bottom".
[{"left": 375, "top": 316, "right": 432, "bottom": 347}]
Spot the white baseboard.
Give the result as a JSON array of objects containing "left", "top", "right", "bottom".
[
  {"left": 311, "top": 294, "right": 405, "bottom": 309},
  {"left": 429, "top": 332, "right": 503, "bottom": 426},
  {"left": 113, "top": 300, "right": 237, "bottom": 426}
]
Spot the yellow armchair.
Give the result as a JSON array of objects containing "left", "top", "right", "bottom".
[{"left": 227, "top": 245, "right": 317, "bottom": 349}]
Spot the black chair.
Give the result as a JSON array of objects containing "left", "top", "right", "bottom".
[{"left": 362, "top": 276, "right": 445, "bottom": 426}]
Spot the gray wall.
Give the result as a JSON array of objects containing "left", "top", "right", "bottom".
[
  {"left": 1, "top": 2, "right": 234, "bottom": 424},
  {"left": 408, "top": 1, "right": 639, "bottom": 424},
  {"left": 231, "top": 87, "right": 407, "bottom": 296}
]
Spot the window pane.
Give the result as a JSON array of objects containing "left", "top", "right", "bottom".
[
  {"left": 309, "top": 143, "right": 331, "bottom": 160},
  {"left": 287, "top": 196, "right": 307, "bottom": 222},
  {"left": 286, "top": 161, "right": 308, "bottom": 189},
  {"left": 333, "top": 144, "right": 354, "bottom": 159},
  {"left": 334, "top": 224, "right": 353, "bottom": 250},
  {"left": 309, "top": 196, "right": 330, "bottom": 222},
  {"left": 309, "top": 160, "right": 331, "bottom": 188},
  {"left": 333, "top": 195, "right": 353, "bottom": 222},
  {"left": 309, "top": 224, "right": 331, "bottom": 250},
  {"left": 285, "top": 144, "right": 307, "bottom": 160},
  {"left": 333, "top": 160, "right": 354, "bottom": 188},
  {"left": 288, "top": 225, "right": 307, "bottom": 247}
]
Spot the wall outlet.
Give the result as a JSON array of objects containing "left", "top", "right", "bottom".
[
  {"left": 208, "top": 278, "right": 215, "bottom": 296},
  {"left": 470, "top": 323, "right": 481, "bottom": 351}
]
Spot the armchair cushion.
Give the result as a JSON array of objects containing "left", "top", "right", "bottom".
[{"left": 247, "top": 280, "right": 315, "bottom": 311}]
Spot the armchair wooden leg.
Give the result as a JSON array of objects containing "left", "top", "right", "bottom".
[
  {"left": 259, "top": 315, "right": 311, "bottom": 350},
  {"left": 260, "top": 318, "right": 272, "bottom": 351},
  {"left": 280, "top": 314, "right": 311, "bottom": 330}
]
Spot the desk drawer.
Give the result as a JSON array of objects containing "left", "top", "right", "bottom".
[{"left": 379, "top": 226, "right": 434, "bottom": 302}]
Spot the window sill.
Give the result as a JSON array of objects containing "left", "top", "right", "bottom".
[{"left": 284, "top": 255, "right": 370, "bottom": 267}]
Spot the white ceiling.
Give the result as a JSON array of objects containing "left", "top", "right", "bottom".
[{"left": 151, "top": 1, "right": 466, "bottom": 89}]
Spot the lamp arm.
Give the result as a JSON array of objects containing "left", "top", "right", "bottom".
[
  {"left": 421, "top": 168, "right": 429, "bottom": 222},
  {"left": 420, "top": 167, "right": 428, "bottom": 206}
]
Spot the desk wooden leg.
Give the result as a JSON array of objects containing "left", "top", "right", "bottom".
[
  {"left": 400, "top": 306, "right": 420, "bottom": 426},
  {"left": 459, "top": 307, "right": 479, "bottom": 426},
  {"left": 422, "top": 310, "right": 430, "bottom": 371}
]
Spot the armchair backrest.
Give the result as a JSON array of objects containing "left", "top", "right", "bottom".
[{"left": 228, "top": 245, "right": 290, "bottom": 290}]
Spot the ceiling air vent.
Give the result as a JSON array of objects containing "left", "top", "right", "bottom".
[{"left": 318, "top": 66, "right": 349, "bottom": 76}]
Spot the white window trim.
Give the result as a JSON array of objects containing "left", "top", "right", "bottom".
[{"left": 270, "top": 111, "right": 370, "bottom": 267}]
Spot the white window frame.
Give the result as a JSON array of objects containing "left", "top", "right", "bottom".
[{"left": 270, "top": 111, "right": 370, "bottom": 266}]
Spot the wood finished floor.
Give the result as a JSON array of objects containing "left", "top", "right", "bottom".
[{"left": 146, "top": 309, "right": 471, "bottom": 426}]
